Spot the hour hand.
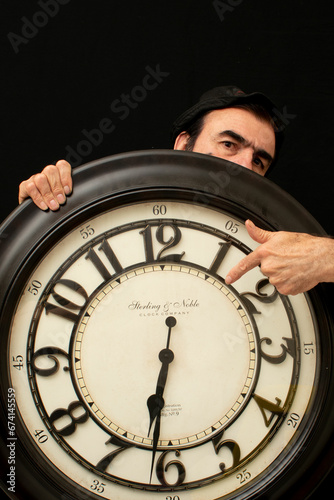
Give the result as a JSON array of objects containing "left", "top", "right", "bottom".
[{"left": 147, "top": 347, "right": 174, "bottom": 436}]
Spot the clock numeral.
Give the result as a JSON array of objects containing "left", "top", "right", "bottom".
[
  {"left": 85, "top": 239, "right": 123, "bottom": 281},
  {"left": 225, "top": 220, "right": 239, "bottom": 234},
  {"left": 156, "top": 450, "right": 186, "bottom": 487},
  {"left": 12, "top": 355, "right": 24, "bottom": 370},
  {"left": 95, "top": 435, "right": 134, "bottom": 472},
  {"left": 304, "top": 342, "right": 315, "bottom": 355},
  {"left": 253, "top": 394, "right": 284, "bottom": 427},
  {"left": 140, "top": 223, "right": 185, "bottom": 263},
  {"left": 241, "top": 278, "right": 278, "bottom": 304},
  {"left": 260, "top": 337, "right": 296, "bottom": 364},
  {"left": 240, "top": 278, "right": 279, "bottom": 316},
  {"left": 236, "top": 469, "right": 252, "bottom": 484},
  {"left": 44, "top": 302, "right": 80, "bottom": 323},
  {"left": 27, "top": 279, "right": 42, "bottom": 296},
  {"left": 287, "top": 412, "right": 300, "bottom": 429},
  {"left": 31, "top": 346, "right": 70, "bottom": 376},
  {"left": 49, "top": 401, "right": 89, "bottom": 436},
  {"left": 45, "top": 279, "right": 88, "bottom": 323},
  {"left": 212, "top": 430, "right": 241, "bottom": 473},
  {"left": 208, "top": 241, "right": 231, "bottom": 275},
  {"left": 80, "top": 224, "right": 95, "bottom": 239},
  {"left": 153, "top": 204, "right": 167, "bottom": 215},
  {"left": 90, "top": 479, "right": 106, "bottom": 494},
  {"left": 34, "top": 429, "right": 48, "bottom": 443}
]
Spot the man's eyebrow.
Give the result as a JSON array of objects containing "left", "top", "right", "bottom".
[
  {"left": 218, "top": 129, "right": 247, "bottom": 144},
  {"left": 218, "top": 129, "right": 274, "bottom": 164}
]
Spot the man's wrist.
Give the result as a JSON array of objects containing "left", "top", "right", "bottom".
[{"left": 318, "top": 236, "right": 334, "bottom": 284}]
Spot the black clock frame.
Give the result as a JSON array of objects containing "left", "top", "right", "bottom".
[{"left": 0, "top": 150, "right": 333, "bottom": 500}]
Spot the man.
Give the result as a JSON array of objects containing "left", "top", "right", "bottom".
[{"left": 18, "top": 86, "right": 334, "bottom": 295}]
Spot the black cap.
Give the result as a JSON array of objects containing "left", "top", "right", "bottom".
[{"left": 170, "top": 85, "right": 284, "bottom": 143}]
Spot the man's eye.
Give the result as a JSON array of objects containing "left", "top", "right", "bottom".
[
  {"left": 253, "top": 157, "right": 265, "bottom": 170},
  {"left": 222, "top": 141, "right": 233, "bottom": 148}
]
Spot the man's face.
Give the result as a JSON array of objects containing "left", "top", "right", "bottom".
[{"left": 174, "top": 107, "right": 276, "bottom": 176}]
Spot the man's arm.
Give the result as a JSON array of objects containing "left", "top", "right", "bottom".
[
  {"left": 225, "top": 219, "right": 334, "bottom": 295},
  {"left": 18, "top": 160, "right": 72, "bottom": 211}
]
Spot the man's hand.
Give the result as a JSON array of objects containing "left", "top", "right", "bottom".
[
  {"left": 225, "top": 220, "right": 334, "bottom": 295},
  {"left": 18, "top": 160, "right": 72, "bottom": 211}
]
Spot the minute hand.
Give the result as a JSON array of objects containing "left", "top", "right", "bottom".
[
  {"left": 147, "top": 316, "right": 177, "bottom": 483},
  {"left": 156, "top": 314, "right": 177, "bottom": 396},
  {"left": 147, "top": 316, "right": 177, "bottom": 436}
]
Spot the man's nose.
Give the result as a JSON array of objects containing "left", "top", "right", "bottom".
[{"left": 234, "top": 149, "right": 254, "bottom": 170}]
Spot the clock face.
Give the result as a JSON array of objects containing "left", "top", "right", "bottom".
[{"left": 0, "top": 151, "right": 333, "bottom": 500}]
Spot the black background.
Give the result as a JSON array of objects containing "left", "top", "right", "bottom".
[
  {"left": 1, "top": 0, "right": 333, "bottom": 498},
  {"left": 1, "top": 0, "right": 334, "bottom": 234}
]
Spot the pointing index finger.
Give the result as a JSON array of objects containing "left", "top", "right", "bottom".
[{"left": 225, "top": 249, "right": 262, "bottom": 285}]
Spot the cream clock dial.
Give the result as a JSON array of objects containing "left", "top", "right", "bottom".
[{"left": 0, "top": 151, "right": 333, "bottom": 500}]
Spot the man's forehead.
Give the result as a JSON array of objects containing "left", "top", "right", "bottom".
[{"left": 202, "top": 107, "right": 276, "bottom": 151}]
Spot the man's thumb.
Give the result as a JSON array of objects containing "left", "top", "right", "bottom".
[{"left": 246, "top": 220, "right": 273, "bottom": 244}]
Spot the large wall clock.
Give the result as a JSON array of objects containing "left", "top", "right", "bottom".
[{"left": 0, "top": 150, "right": 333, "bottom": 500}]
